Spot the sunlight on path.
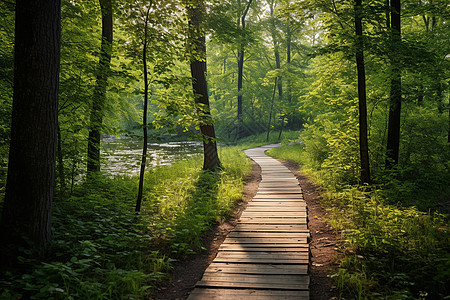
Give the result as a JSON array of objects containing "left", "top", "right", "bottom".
[{"left": 187, "top": 144, "right": 310, "bottom": 299}]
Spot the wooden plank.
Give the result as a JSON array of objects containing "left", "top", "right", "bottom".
[
  {"left": 247, "top": 202, "right": 306, "bottom": 206},
  {"left": 249, "top": 200, "right": 305, "bottom": 203},
  {"left": 250, "top": 201, "right": 304, "bottom": 205},
  {"left": 250, "top": 200, "right": 305, "bottom": 204},
  {"left": 215, "top": 251, "right": 309, "bottom": 258},
  {"left": 260, "top": 180, "right": 299, "bottom": 183},
  {"left": 261, "top": 176, "right": 295, "bottom": 178},
  {"left": 245, "top": 204, "right": 306, "bottom": 208},
  {"left": 200, "top": 273, "right": 309, "bottom": 284},
  {"left": 261, "top": 172, "right": 294, "bottom": 176},
  {"left": 243, "top": 204, "right": 306, "bottom": 208},
  {"left": 205, "top": 263, "right": 308, "bottom": 275},
  {"left": 213, "top": 258, "right": 308, "bottom": 264},
  {"left": 258, "top": 183, "right": 299, "bottom": 186},
  {"left": 229, "top": 227, "right": 309, "bottom": 233},
  {"left": 253, "top": 194, "right": 302, "bottom": 199},
  {"left": 227, "top": 232, "right": 310, "bottom": 238},
  {"left": 257, "top": 190, "right": 302, "bottom": 194},
  {"left": 218, "top": 246, "right": 309, "bottom": 252},
  {"left": 234, "top": 224, "right": 308, "bottom": 231},
  {"left": 245, "top": 208, "right": 307, "bottom": 212},
  {"left": 196, "top": 280, "right": 308, "bottom": 290},
  {"left": 244, "top": 210, "right": 307, "bottom": 214},
  {"left": 219, "top": 243, "right": 308, "bottom": 248},
  {"left": 240, "top": 212, "right": 307, "bottom": 217},
  {"left": 220, "top": 246, "right": 309, "bottom": 252},
  {"left": 257, "top": 186, "right": 300, "bottom": 190},
  {"left": 238, "top": 219, "right": 307, "bottom": 225},
  {"left": 256, "top": 193, "right": 302, "bottom": 196},
  {"left": 261, "top": 172, "right": 296, "bottom": 175},
  {"left": 222, "top": 237, "right": 308, "bottom": 244},
  {"left": 240, "top": 215, "right": 307, "bottom": 219},
  {"left": 188, "top": 289, "right": 309, "bottom": 300},
  {"left": 249, "top": 202, "right": 305, "bottom": 206},
  {"left": 258, "top": 187, "right": 301, "bottom": 190}
]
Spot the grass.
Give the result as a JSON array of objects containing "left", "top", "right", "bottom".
[
  {"left": 268, "top": 144, "right": 450, "bottom": 299},
  {"left": 0, "top": 146, "right": 251, "bottom": 299},
  {"left": 220, "top": 130, "right": 302, "bottom": 149}
]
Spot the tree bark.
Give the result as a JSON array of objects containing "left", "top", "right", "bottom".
[
  {"left": 385, "top": 0, "right": 401, "bottom": 168},
  {"left": 87, "top": 0, "right": 113, "bottom": 173},
  {"left": 266, "top": 78, "right": 278, "bottom": 142},
  {"left": 236, "top": 0, "right": 252, "bottom": 140},
  {"left": 136, "top": 6, "right": 151, "bottom": 213},
  {"left": 188, "top": 0, "right": 221, "bottom": 171},
  {"left": 268, "top": 0, "right": 282, "bottom": 102},
  {"left": 354, "top": 0, "right": 371, "bottom": 184},
  {"left": 0, "top": 0, "right": 61, "bottom": 255},
  {"left": 285, "top": 19, "right": 296, "bottom": 129}
]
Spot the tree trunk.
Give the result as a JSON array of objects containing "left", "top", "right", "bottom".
[
  {"left": 278, "top": 115, "right": 285, "bottom": 141},
  {"left": 266, "top": 78, "right": 278, "bottom": 142},
  {"left": 0, "top": 0, "right": 61, "bottom": 256},
  {"left": 136, "top": 7, "right": 151, "bottom": 213},
  {"left": 188, "top": 0, "right": 221, "bottom": 171},
  {"left": 268, "top": 0, "right": 282, "bottom": 102},
  {"left": 355, "top": 0, "right": 371, "bottom": 184},
  {"left": 87, "top": 0, "right": 113, "bottom": 173},
  {"left": 385, "top": 0, "right": 401, "bottom": 168},
  {"left": 286, "top": 23, "right": 292, "bottom": 104},
  {"left": 286, "top": 21, "right": 295, "bottom": 129},
  {"left": 236, "top": 0, "right": 252, "bottom": 140},
  {"left": 237, "top": 49, "right": 244, "bottom": 139}
]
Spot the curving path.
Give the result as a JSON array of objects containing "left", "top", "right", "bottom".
[{"left": 187, "top": 145, "right": 310, "bottom": 299}]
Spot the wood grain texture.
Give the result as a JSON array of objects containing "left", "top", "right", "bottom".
[{"left": 187, "top": 145, "right": 310, "bottom": 299}]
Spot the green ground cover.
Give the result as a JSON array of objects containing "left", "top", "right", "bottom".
[
  {"left": 0, "top": 147, "right": 251, "bottom": 299},
  {"left": 268, "top": 144, "right": 449, "bottom": 299}
]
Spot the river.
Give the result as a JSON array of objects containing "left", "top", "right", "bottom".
[{"left": 101, "top": 136, "right": 202, "bottom": 176}]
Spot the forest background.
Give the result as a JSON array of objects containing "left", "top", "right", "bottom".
[{"left": 0, "top": 0, "right": 449, "bottom": 299}]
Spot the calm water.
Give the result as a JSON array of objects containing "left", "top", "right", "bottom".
[{"left": 101, "top": 136, "right": 202, "bottom": 176}]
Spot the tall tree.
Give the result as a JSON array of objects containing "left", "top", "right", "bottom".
[
  {"left": 354, "top": 0, "right": 370, "bottom": 184},
  {"left": 385, "top": 0, "right": 402, "bottom": 168},
  {"left": 268, "top": 0, "right": 283, "bottom": 102},
  {"left": 236, "top": 0, "right": 253, "bottom": 140},
  {"left": 87, "top": 0, "right": 113, "bottom": 173},
  {"left": 187, "top": 0, "right": 221, "bottom": 171},
  {"left": 0, "top": 0, "right": 61, "bottom": 254},
  {"left": 135, "top": 5, "right": 151, "bottom": 213}
]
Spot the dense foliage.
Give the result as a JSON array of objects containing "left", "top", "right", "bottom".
[{"left": 0, "top": 148, "right": 251, "bottom": 298}]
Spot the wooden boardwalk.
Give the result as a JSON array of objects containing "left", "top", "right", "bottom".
[{"left": 188, "top": 145, "right": 310, "bottom": 299}]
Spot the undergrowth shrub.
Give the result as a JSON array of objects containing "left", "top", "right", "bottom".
[
  {"left": 0, "top": 147, "right": 251, "bottom": 299},
  {"left": 268, "top": 144, "right": 450, "bottom": 299}
]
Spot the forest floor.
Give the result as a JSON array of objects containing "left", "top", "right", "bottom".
[{"left": 151, "top": 157, "right": 339, "bottom": 300}]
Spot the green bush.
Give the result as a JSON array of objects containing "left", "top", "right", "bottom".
[
  {"left": 268, "top": 145, "right": 450, "bottom": 299},
  {"left": 0, "top": 147, "right": 251, "bottom": 299}
]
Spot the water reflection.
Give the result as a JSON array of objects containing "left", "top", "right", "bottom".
[{"left": 101, "top": 136, "right": 202, "bottom": 176}]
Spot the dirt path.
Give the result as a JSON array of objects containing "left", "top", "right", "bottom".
[{"left": 150, "top": 156, "right": 338, "bottom": 300}]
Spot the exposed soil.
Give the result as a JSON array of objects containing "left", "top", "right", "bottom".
[
  {"left": 279, "top": 159, "right": 339, "bottom": 300},
  {"left": 150, "top": 157, "right": 339, "bottom": 300}
]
